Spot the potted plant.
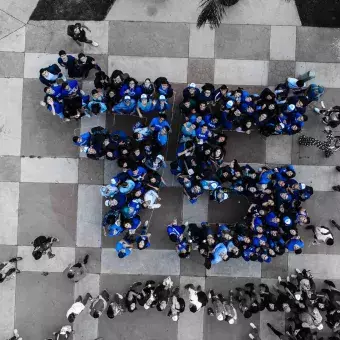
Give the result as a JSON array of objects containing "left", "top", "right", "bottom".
[{"left": 197, "top": 0, "right": 240, "bottom": 28}]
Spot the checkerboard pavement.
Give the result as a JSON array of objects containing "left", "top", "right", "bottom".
[{"left": 1, "top": 2, "right": 340, "bottom": 340}]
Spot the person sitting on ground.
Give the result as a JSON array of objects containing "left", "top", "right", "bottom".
[
  {"left": 0, "top": 257, "right": 22, "bottom": 283},
  {"left": 89, "top": 290, "right": 110, "bottom": 319},
  {"left": 66, "top": 293, "right": 92, "bottom": 323},
  {"left": 65, "top": 254, "right": 89, "bottom": 283},
  {"left": 31, "top": 235, "right": 59, "bottom": 260}
]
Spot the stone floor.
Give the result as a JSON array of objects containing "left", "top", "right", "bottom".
[{"left": 1, "top": 1, "right": 340, "bottom": 340}]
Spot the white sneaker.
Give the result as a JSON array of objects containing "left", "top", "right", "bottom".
[
  {"left": 40, "top": 101, "right": 46, "bottom": 107},
  {"left": 314, "top": 108, "right": 320, "bottom": 114},
  {"left": 250, "top": 323, "right": 256, "bottom": 329},
  {"left": 92, "top": 41, "right": 99, "bottom": 47},
  {"left": 116, "top": 293, "right": 123, "bottom": 299},
  {"left": 144, "top": 220, "right": 149, "bottom": 227},
  {"left": 278, "top": 276, "right": 282, "bottom": 283},
  {"left": 249, "top": 334, "right": 255, "bottom": 340},
  {"left": 152, "top": 204, "right": 161, "bottom": 209},
  {"left": 13, "top": 329, "right": 19, "bottom": 338},
  {"left": 295, "top": 268, "right": 302, "bottom": 274}
]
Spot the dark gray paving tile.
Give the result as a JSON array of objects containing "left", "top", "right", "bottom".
[
  {"left": 188, "top": 58, "right": 214, "bottom": 84},
  {"left": 18, "top": 183, "right": 78, "bottom": 247},
  {"left": 75, "top": 247, "right": 101, "bottom": 274},
  {"left": 268, "top": 61, "right": 296, "bottom": 86},
  {"left": 296, "top": 27, "right": 340, "bottom": 62},
  {"left": 21, "top": 79, "right": 79, "bottom": 157},
  {"left": 99, "top": 274, "right": 179, "bottom": 340},
  {"left": 296, "top": 191, "right": 340, "bottom": 255},
  {"left": 204, "top": 277, "right": 261, "bottom": 340},
  {"left": 0, "top": 245, "right": 17, "bottom": 262},
  {"left": 224, "top": 131, "right": 266, "bottom": 163},
  {"left": 0, "top": 52, "right": 24, "bottom": 77},
  {"left": 208, "top": 194, "right": 249, "bottom": 224},
  {"left": 215, "top": 25, "right": 270, "bottom": 60},
  {"left": 108, "top": 22, "right": 189, "bottom": 57},
  {"left": 15, "top": 272, "right": 74, "bottom": 340},
  {"left": 0, "top": 156, "right": 20, "bottom": 182},
  {"left": 103, "top": 159, "right": 120, "bottom": 185},
  {"left": 148, "top": 187, "right": 184, "bottom": 249},
  {"left": 292, "top": 88, "right": 340, "bottom": 166},
  {"left": 180, "top": 251, "right": 206, "bottom": 277},
  {"left": 78, "top": 158, "right": 104, "bottom": 185},
  {"left": 25, "top": 21, "right": 84, "bottom": 53},
  {"left": 261, "top": 253, "right": 288, "bottom": 279}
]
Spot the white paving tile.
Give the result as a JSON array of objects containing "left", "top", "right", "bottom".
[
  {"left": 207, "top": 258, "right": 261, "bottom": 277},
  {"left": 76, "top": 185, "right": 102, "bottom": 248},
  {"left": 0, "top": 10, "right": 22, "bottom": 40},
  {"left": 17, "top": 246, "right": 75, "bottom": 272},
  {"left": 74, "top": 274, "right": 100, "bottom": 340},
  {"left": 214, "top": 59, "right": 269, "bottom": 85},
  {"left": 265, "top": 135, "right": 292, "bottom": 164},
  {"left": 108, "top": 56, "right": 188, "bottom": 83},
  {"left": 24, "top": 53, "right": 60, "bottom": 79},
  {"left": 106, "top": 0, "right": 200, "bottom": 22},
  {"left": 183, "top": 191, "right": 209, "bottom": 222},
  {"left": 101, "top": 249, "right": 180, "bottom": 275},
  {"left": 178, "top": 276, "right": 205, "bottom": 340},
  {"left": 270, "top": 26, "right": 296, "bottom": 61},
  {"left": 0, "top": 277, "right": 16, "bottom": 339},
  {"left": 288, "top": 254, "right": 340, "bottom": 279},
  {"left": 0, "top": 78, "right": 23, "bottom": 156},
  {"left": 0, "top": 0, "right": 40, "bottom": 23},
  {"left": 84, "top": 21, "right": 109, "bottom": 55},
  {"left": 0, "top": 182, "right": 19, "bottom": 245},
  {"left": 21, "top": 157, "right": 79, "bottom": 183},
  {"left": 221, "top": 0, "right": 301, "bottom": 26},
  {"left": 296, "top": 62, "right": 340, "bottom": 88},
  {"left": 0, "top": 26, "right": 25, "bottom": 52},
  {"left": 189, "top": 24, "right": 215, "bottom": 58},
  {"left": 294, "top": 165, "right": 338, "bottom": 191}
]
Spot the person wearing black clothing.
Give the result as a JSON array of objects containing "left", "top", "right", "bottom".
[
  {"left": 125, "top": 282, "right": 142, "bottom": 312},
  {"left": 78, "top": 53, "right": 101, "bottom": 78},
  {"left": 31, "top": 235, "right": 59, "bottom": 260},
  {"left": 58, "top": 50, "right": 81, "bottom": 78},
  {"left": 94, "top": 71, "right": 110, "bottom": 90},
  {"left": 67, "top": 22, "right": 99, "bottom": 46}
]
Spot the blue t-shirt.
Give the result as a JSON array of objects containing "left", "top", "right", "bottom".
[
  {"left": 167, "top": 225, "right": 184, "bottom": 242},
  {"left": 150, "top": 117, "right": 170, "bottom": 132}
]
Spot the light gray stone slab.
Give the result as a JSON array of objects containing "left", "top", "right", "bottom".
[
  {"left": 0, "top": 10, "right": 22, "bottom": 40},
  {"left": 0, "top": 26, "right": 25, "bottom": 52},
  {"left": 270, "top": 26, "right": 296, "bottom": 61},
  {"left": 215, "top": 59, "right": 269, "bottom": 86},
  {"left": 178, "top": 276, "right": 205, "bottom": 340},
  {"left": 24, "top": 53, "right": 60, "bottom": 79},
  {"left": 183, "top": 191, "right": 209, "bottom": 223},
  {"left": 0, "top": 277, "right": 16, "bottom": 339},
  {"left": 17, "top": 246, "right": 75, "bottom": 272},
  {"left": 25, "top": 21, "right": 83, "bottom": 53},
  {"left": 0, "top": 156, "right": 20, "bottom": 182},
  {"left": 109, "top": 22, "right": 189, "bottom": 58},
  {"left": 0, "top": 182, "right": 18, "bottom": 245},
  {"left": 188, "top": 58, "right": 214, "bottom": 84},
  {"left": 101, "top": 249, "right": 180, "bottom": 275},
  {"left": 0, "top": 0, "right": 40, "bottom": 23},
  {"left": 215, "top": 25, "right": 270, "bottom": 60},
  {"left": 0, "top": 52, "right": 24, "bottom": 77},
  {"left": 21, "top": 157, "right": 78, "bottom": 183},
  {"left": 108, "top": 56, "right": 188, "bottom": 83},
  {"left": 294, "top": 165, "right": 338, "bottom": 191},
  {"left": 207, "top": 258, "right": 261, "bottom": 277},
  {"left": 288, "top": 254, "right": 340, "bottom": 279},
  {"left": 0, "top": 78, "right": 22, "bottom": 156},
  {"left": 221, "top": 0, "right": 301, "bottom": 26},
  {"left": 296, "top": 27, "right": 340, "bottom": 63},
  {"left": 106, "top": 0, "right": 200, "bottom": 22},
  {"left": 74, "top": 274, "right": 100, "bottom": 340},
  {"left": 189, "top": 24, "right": 215, "bottom": 58},
  {"left": 265, "top": 135, "right": 292, "bottom": 164},
  {"left": 296, "top": 62, "right": 340, "bottom": 88},
  {"left": 84, "top": 21, "right": 109, "bottom": 55},
  {"left": 76, "top": 185, "right": 102, "bottom": 248}
]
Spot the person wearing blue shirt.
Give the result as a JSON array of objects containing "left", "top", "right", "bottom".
[
  {"left": 45, "top": 96, "right": 64, "bottom": 119},
  {"left": 87, "top": 101, "right": 107, "bottom": 115},
  {"left": 113, "top": 96, "right": 136, "bottom": 115},
  {"left": 211, "top": 243, "right": 228, "bottom": 265},
  {"left": 44, "top": 84, "right": 63, "bottom": 101},
  {"left": 136, "top": 94, "right": 155, "bottom": 117},
  {"left": 285, "top": 237, "right": 304, "bottom": 254},
  {"left": 58, "top": 50, "right": 80, "bottom": 78},
  {"left": 204, "top": 114, "right": 220, "bottom": 130},
  {"left": 127, "top": 166, "right": 147, "bottom": 181},
  {"left": 115, "top": 234, "right": 134, "bottom": 258},
  {"left": 102, "top": 211, "right": 124, "bottom": 237},
  {"left": 265, "top": 212, "right": 280, "bottom": 228},
  {"left": 121, "top": 199, "right": 142, "bottom": 219},
  {"left": 39, "top": 64, "right": 65, "bottom": 86},
  {"left": 167, "top": 219, "right": 185, "bottom": 243},
  {"left": 149, "top": 114, "right": 171, "bottom": 132},
  {"left": 61, "top": 80, "right": 81, "bottom": 98},
  {"left": 123, "top": 215, "right": 141, "bottom": 233},
  {"left": 132, "top": 122, "right": 152, "bottom": 142},
  {"left": 195, "top": 125, "right": 211, "bottom": 144},
  {"left": 119, "top": 78, "right": 142, "bottom": 100},
  {"left": 253, "top": 234, "right": 267, "bottom": 247},
  {"left": 154, "top": 95, "right": 170, "bottom": 114},
  {"left": 105, "top": 192, "right": 127, "bottom": 212},
  {"left": 136, "top": 220, "right": 151, "bottom": 250},
  {"left": 73, "top": 131, "right": 92, "bottom": 147},
  {"left": 157, "top": 126, "right": 170, "bottom": 147}
]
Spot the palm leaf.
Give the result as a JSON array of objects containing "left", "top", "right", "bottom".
[{"left": 197, "top": 0, "right": 239, "bottom": 28}]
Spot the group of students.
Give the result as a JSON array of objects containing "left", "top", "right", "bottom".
[
  {"left": 167, "top": 160, "right": 316, "bottom": 266},
  {"left": 179, "top": 79, "right": 324, "bottom": 138},
  {"left": 18, "top": 271, "right": 340, "bottom": 340}
]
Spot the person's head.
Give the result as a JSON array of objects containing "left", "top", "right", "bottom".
[
  {"left": 91, "top": 103, "right": 101, "bottom": 115},
  {"left": 128, "top": 79, "right": 135, "bottom": 88},
  {"left": 201, "top": 125, "right": 208, "bottom": 134},
  {"left": 74, "top": 26, "right": 80, "bottom": 34},
  {"left": 189, "top": 305, "right": 198, "bottom": 313},
  {"left": 107, "top": 305, "right": 114, "bottom": 319},
  {"left": 161, "top": 80, "right": 169, "bottom": 90},
  {"left": 282, "top": 303, "right": 291, "bottom": 313},
  {"left": 159, "top": 113, "right": 167, "bottom": 122},
  {"left": 73, "top": 136, "right": 80, "bottom": 144},
  {"left": 259, "top": 113, "right": 267, "bottom": 122},
  {"left": 59, "top": 50, "right": 67, "bottom": 62},
  {"left": 326, "top": 238, "right": 334, "bottom": 246},
  {"left": 199, "top": 102, "right": 206, "bottom": 110},
  {"left": 137, "top": 239, "right": 146, "bottom": 250},
  {"left": 169, "top": 234, "right": 178, "bottom": 243},
  {"left": 67, "top": 313, "right": 76, "bottom": 323},
  {"left": 250, "top": 254, "right": 258, "bottom": 261},
  {"left": 140, "top": 93, "right": 148, "bottom": 104},
  {"left": 158, "top": 300, "right": 167, "bottom": 311},
  {"left": 40, "top": 69, "right": 50, "bottom": 78},
  {"left": 294, "top": 247, "right": 302, "bottom": 255},
  {"left": 299, "top": 215, "right": 310, "bottom": 224},
  {"left": 118, "top": 251, "right": 127, "bottom": 259},
  {"left": 220, "top": 84, "right": 228, "bottom": 94},
  {"left": 67, "top": 272, "right": 75, "bottom": 279},
  {"left": 91, "top": 89, "right": 100, "bottom": 99},
  {"left": 296, "top": 80, "right": 305, "bottom": 88},
  {"left": 244, "top": 310, "right": 252, "bottom": 319},
  {"left": 144, "top": 78, "right": 151, "bottom": 87},
  {"left": 78, "top": 53, "right": 86, "bottom": 63},
  {"left": 221, "top": 253, "right": 229, "bottom": 261},
  {"left": 33, "top": 250, "right": 43, "bottom": 260}
]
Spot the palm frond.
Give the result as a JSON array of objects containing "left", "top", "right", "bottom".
[{"left": 196, "top": 0, "right": 239, "bottom": 28}]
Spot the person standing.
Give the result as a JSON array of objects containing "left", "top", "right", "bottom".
[{"left": 67, "top": 23, "right": 99, "bottom": 46}]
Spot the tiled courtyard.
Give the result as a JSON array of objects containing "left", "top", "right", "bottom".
[{"left": 1, "top": 0, "right": 340, "bottom": 340}]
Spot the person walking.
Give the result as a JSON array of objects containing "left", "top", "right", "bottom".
[{"left": 67, "top": 23, "right": 99, "bottom": 47}]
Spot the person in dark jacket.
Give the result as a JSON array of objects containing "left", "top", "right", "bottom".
[
  {"left": 67, "top": 22, "right": 98, "bottom": 46},
  {"left": 94, "top": 71, "right": 110, "bottom": 90},
  {"left": 154, "top": 77, "right": 174, "bottom": 99},
  {"left": 58, "top": 50, "right": 81, "bottom": 78},
  {"left": 39, "top": 64, "right": 65, "bottom": 86},
  {"left": 78, "top": 53, "right": 101, "bottom": 78}
]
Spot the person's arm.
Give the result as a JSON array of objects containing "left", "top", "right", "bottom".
[
  {"left": 136, "top": 105, "right": 143, "bottom": 118},
  {"left": 50, "top": 103, "right": 56, "bottom": 116},
  {"left": 82, "top": 24, "right": 91, "bottom": 31}
]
